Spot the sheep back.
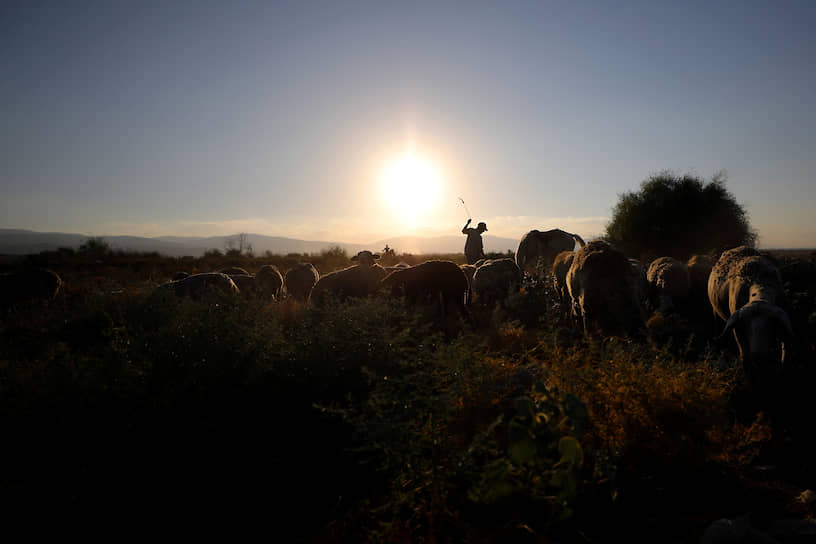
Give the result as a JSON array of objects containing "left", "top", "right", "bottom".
[
  {"left": 515, "top": 229, "right": 584, "bottom": 271},
  {"left": 687, "top": 254, "right": 715, "bottom": 292},
  {"left": 552, "top": 251, "right": 576, "bottom": 304},
  {"left": 708, "top": 246, "right": 786, "bottom": 321},
  {"left": 472, "top": 258, "right": 522, "bottom": 305},
  {"left": 311, "top": 262, "right": 386, "bottom": 305},
  {"left": 284, "top": 263, "right": 319, "bottom": 303},
  {"left": 161, "top": 272, "right": 239, "bottom": 299},
  {"left": 0, "top": 268, "right": 63, "bottom": 308},
  {"left": 256, "top": 265, "right": 283, "bottom": 299},
  {"left": 647, "top": 257, "right": 691, "bottom": 300},
  {"left": 567, "top": 241, "right": 644, "bottom": 336},
  {"left": 228, "top": 274, "right": 257, "bottom": 295},
  {"left": 219, "top": 266, "right": 249, "bottom": 276},
  {"left": 381, "top": 260, "right": 469, "bottom": 316}
]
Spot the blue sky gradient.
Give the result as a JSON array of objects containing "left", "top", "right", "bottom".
[{"left": 2, "top": 1, "right": 814, "bottom": 246}]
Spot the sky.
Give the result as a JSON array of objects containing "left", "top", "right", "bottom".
[{"left": 1, "top": 0, "right": 814, "bottom": 248}]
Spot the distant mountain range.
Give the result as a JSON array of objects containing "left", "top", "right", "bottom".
[{"left": 0, "top": 229, "right": 520, "bottom": 257}]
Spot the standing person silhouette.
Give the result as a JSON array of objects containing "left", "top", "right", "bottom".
[{"left": 462, "top": 219, "right": 487, "bottom": 265}]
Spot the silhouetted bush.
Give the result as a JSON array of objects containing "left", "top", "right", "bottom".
[{"left": 606, "top": 171, "right": 757, "bottom": 261}]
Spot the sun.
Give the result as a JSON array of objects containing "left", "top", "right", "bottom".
[{"left": 379, "top": 153, "right": 442, "bottom": 224}]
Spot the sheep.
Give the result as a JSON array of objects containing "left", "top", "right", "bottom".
[
  {"left": 628, "top": 258, "right": 649, "bottom": 307},
  {"left": 380, "top": 260, "right": 470, "bottom": 319},
  {"left": 552, "top": 251, "right": 576, "bottom": 306},
  {"left": 708, "top": 246, "right": 793, "bottom": 398},
  {"left": 647, "top": 256, "right": 690, "bottom": 314},
  {"left": 460, "top": 264, "right": 477, "bottom": 287},
  {"left": 158, "top": 272, "right": 239, "bottom": 299},
  {"left": 284, "top": 263, "right": 320, "bottom": 303},
  {"left": 256, "top": 265, "right": 283, "bottom": 299},
  {"left": 227, "top": 274, "right": 257, "bottom": 296},
  {"left": 460, "top": 264, "right": 477, "bottom": 305},
  {"left": 566, "top": 240, "right": 645, "bottom": 336},
  {"left": 0, "top": 268, "right": 63, "bottom": 308},
  {"left": 687, "top": 254, "right": 716, "bottom": 294},
  {"left": 310, "top": 250, "right": 386, "bottom": 305},
  {"left": 219, "top": 266, "right": 249, "bottom": 276},
  {"left": 685, "top": 254, "right": 718, "bottom": 327},
  {"left": 471, "top": 258, "right": 523, "bottom": 306},
  {"left": 515, "top": 229, "right": 586, "bottom": 272},
  {"left": 384, "top": 262, "right": 411, "bottom": 273}
]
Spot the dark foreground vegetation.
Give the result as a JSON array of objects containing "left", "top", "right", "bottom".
[{"left": 1, "top": 247, "right": 815, "bottom": 541}]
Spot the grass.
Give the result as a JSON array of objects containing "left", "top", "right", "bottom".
[{"left": 1, "top": 250, "right": 814, "bottom": 540}]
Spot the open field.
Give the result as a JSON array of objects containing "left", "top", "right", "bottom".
[{"left": 1, "top": 248, "right": 815, "bottom": 541}]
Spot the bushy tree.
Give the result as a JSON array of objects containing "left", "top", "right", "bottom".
[
  {"left": 78, "top": 237, "right": 111, "bottom": 255},
  {"left": 605, "top": 172, "right": 757, "bottom": 260}
]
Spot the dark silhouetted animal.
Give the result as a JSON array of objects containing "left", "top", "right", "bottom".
[
  {"left": 284, "top": 263, "right": 320, "bottom": 303},
  {"left": 311, "top": 251, "right": 386, "bottom": 305},
  {"left": 647, "top": 256, "right": 690, "bottom": 313},
  {"left": 256, "top": 265, "right": 283, "bottom": 299},
  {"left": 381, "top": 260, "right": 469, "bottom": 319},
  {"left": 708, "top": 246, "right": 793, "bottom": 399},
  {"left": 158, "top": 272, "right": 239, "bottom": 299},
  {"left": 515, "top": 229, "right": 585, "bottom": 271},
  {"left": 471, "top": 258, "right": 522, "bottom": 306},
  {"left": 0, "top": 268, "right": 63, "bottom": 308},
  {"left": 567, "top": 241, "right": 645, "bottom": 336}
]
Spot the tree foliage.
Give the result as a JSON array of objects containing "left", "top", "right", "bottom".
[
  {"left": 78, "top": 236, "right": 111, "bottom": 255},
  {"left": 605, "top": 171, "right": 757, "bottom": 260}
]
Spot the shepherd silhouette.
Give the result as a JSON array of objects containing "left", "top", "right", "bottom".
[{"left": 462, "top": 219, "right": 487, "bottom": 265}]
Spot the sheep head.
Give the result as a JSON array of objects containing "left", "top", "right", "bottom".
[
  {"left": 720, "top": 301, "right": 794, "bottom": 388},
  {"left": 351, "top": 250, "right": 381, "bottom": 267}
]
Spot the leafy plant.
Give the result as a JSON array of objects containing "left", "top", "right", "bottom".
[
  {"left": 468, "top": 384, "right": 592, "bottom": 526},
  {"left": 606, "top": 171, "right": 756, "bottom": 261}
]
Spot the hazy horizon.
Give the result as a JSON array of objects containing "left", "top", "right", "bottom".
[{"left": 2, "top": 1, "right": 814, "bottom": 248}]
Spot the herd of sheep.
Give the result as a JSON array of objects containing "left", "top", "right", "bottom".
[{"left": 2, "top": 228, "right": 813, "bottom": 404}]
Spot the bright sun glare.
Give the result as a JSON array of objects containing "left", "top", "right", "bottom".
[{"left": 379, "top": 153, "right": 442, "bottom": 224}]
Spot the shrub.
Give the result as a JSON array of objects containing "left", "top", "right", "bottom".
[{"left": 606, "top": 171, "right": 757, "bottom": 261}]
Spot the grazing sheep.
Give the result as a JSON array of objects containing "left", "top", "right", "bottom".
[
  {"left": 552, "top": 251, "right": 576, "bottom": 306},
  {"left": 515, "top": 229, "right": 586, "bottom": 272},
  {"left": 0, "top": 268, "right": 63, "bottom": 308},
  {"left": 460, "top": 264, "right": 477, "bottom": 305},
  {"left": 158, "top": 272, "right": 240, "bottom": 299},
  {"left": 228, "top": 274, "right": 257, "bottom": 296},
  {"left": 471, "top": 258, "right": 523, "bottom": 306},
  {"left": 566, "top": 241, "right": 645, "bottom": 336},
  {"left": 708, "top": 246, "right": 793, "bottom": 398},
  {"left": 284, "top": 263, "right": 320, "bottom": 303},
  {"left": 219, "top": 266, "right": 249, "bottom": 276},
  {"left": 647, "top": 256, "right": 690, "bottom": 313},
  {"left": 256, "top": 265, "right": 283, "bottom": 299},
  {"left": 687, "top": 254, "right": 716, "bottom": 293},
  {"left": 685, "top": 254, "right": 718, "bottom": 329},
  {"left": 384, "top": 262, "right": 411, "bottom": 273},
  {"left": 172, "top": 271, "right": 190, "bottom": 281},
  {"left": 628, "top": 258, "right": 649, "bottom": 307},
  {"left": 381, "top": 260, "right": 470, "bottom": 318},
  {"left": 460, "top": 264, "right": 477, "bottom": 285},
  {"left": 311, "top": 251, "right": 386, "bottom": 305}
]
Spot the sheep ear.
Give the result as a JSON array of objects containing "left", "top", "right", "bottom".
[{"left": 719, "top": 309, "right": 741, "bottom": 339}]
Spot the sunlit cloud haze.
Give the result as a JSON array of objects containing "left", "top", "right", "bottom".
[{"left": 2, "top": 1, "right": 814, "bottom": 248}]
